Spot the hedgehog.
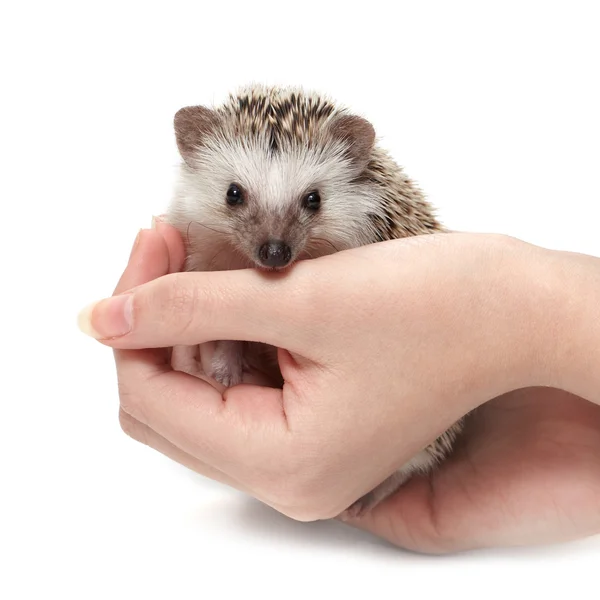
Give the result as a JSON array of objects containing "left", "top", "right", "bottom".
[{"left": 164, "top": 85, "right": 464, "bottom": 518}]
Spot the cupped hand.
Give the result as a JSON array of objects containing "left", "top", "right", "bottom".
[{"left": 79, "top": 222, "right": 600, "bottom": 552}]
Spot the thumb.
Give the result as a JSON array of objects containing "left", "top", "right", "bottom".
[{"left": 77, "top": 266, "right": 318, "bottom": 353}]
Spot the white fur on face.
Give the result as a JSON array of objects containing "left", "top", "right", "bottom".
[{"left": 167, "top": 134, "right": 387, "bottom": 270}]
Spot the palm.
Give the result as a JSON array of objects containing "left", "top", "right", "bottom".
[{"left": 358, "top": 387, "right": 600, "bottom": 552}]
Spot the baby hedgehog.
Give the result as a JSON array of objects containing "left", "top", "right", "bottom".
[{"left": 165, "top": 85, "right": 464, "bottom": 517}]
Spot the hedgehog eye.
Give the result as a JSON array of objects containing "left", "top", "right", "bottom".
[
  {"left": 302, "top": 191, "right": 321, "bottom": 211},
  {"left": 226, "top": 184, "right": 244, "bottom": 206}
]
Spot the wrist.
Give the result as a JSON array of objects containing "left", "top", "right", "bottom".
[
  {"left": 535, "top": 248, "right": 600, "bottom": 404},
  {"left": 455, "top": 235, "right": 555, "bottom": 407}
]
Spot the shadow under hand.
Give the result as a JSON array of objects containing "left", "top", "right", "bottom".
[
  {"left": 190, "top": 489, "right": 403, "bottom": 556},
  {"left": 236, "top": 497, "right": 396, "bottom": 551}
]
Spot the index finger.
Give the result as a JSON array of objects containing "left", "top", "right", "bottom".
[{"left": 113, "top": 220, "right": 185, "bottom": 295}]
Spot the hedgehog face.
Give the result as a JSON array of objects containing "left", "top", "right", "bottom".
[
  {"left": 220, "top": 179, "right": 320, "bottom": 270},
  {"left": 194, "top": 139, "right": 371, "bottom": 270},
  {"left": 168, "top": 87, "right": 383, "bottom": 271}
]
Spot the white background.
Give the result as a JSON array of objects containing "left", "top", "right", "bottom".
[{"left": 1, "top": 1, "right": 599, "bottom": 598}]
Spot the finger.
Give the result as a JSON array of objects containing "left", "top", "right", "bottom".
[
  {"left": 118, "top": 408, "right": 247, "bottom": 492},
  {"left": 79, "top": 228, "right": 172, "bottom": 362},
  {"left": 80, "top": 265, "right": 319, "bottom": 352},
  {"left": 153, "top": 218, "right": 186, "bottom": 274},
  {"left": 119, "top": 408, "right": 299, "bottom": 516},
  {"left": 113, "top": 228, "right": 171, "bottom": 295},
  {"left": 109, "top": 227, "right": 172, "bottom": 374},
  {"left": 116, "top": 350, "right": 289, "bottom": 473}
]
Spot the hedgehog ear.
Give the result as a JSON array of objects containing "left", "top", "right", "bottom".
[
  {"left": 328, "top": 114, "right": 376, "bottom": 172},
  {"left": 174, "top": 105, "right": 221, "bottom": 166}
]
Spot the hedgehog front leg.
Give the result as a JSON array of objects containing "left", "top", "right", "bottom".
[{"left": 210, "top": 340, "right": 245, "bottom": 387}]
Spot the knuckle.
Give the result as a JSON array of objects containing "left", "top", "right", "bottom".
[
  {"left": 273, "top": 488, "right": 341, "bottom": 522},
  {"left": 279, "top": 501, "right": 339, "bottom": 522},
  {"left": 159, "top": 273, "right": 204, "bottom": 339},
  {"left": 117, "top": 378, "right": 147, "bottom": 425}
]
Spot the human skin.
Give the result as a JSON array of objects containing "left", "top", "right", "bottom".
[{"left": 78, "top": 223, "right": 600, "bottom": 553}]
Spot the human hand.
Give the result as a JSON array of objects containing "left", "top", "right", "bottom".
[
  {"left": 78, "top": 223, "right": 600, "bottom": 551},
  {"left": 351, "top": 386, "right": 600, "bottom": 552}
]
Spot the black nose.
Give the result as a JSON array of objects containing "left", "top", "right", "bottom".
[{"left": 258, "top": 240, "right": 292, "bottom": 268}]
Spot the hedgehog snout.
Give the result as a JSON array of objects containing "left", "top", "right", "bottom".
[{"left": 257, "top": 240, "right": 292, "bottom": 268}]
